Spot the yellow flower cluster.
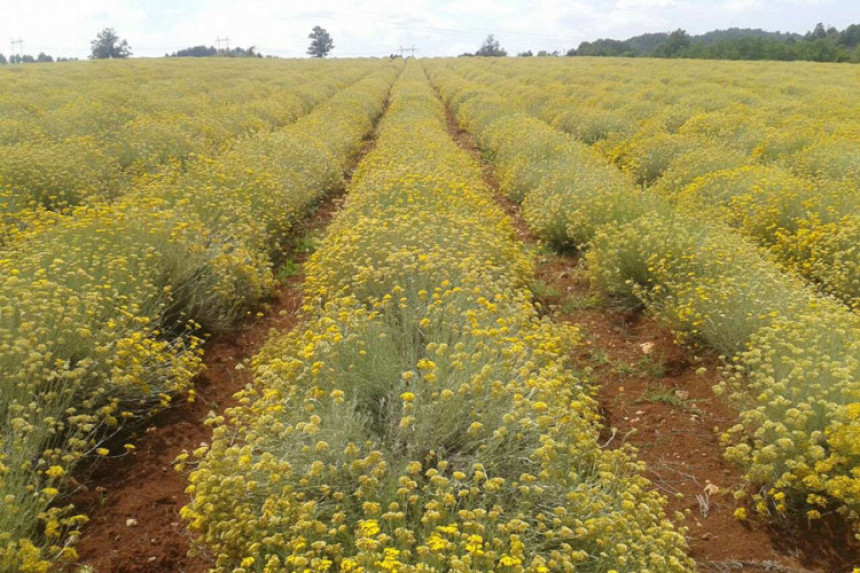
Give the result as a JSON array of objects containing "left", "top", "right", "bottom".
[
  {"left": 183, "top": 61, "right": 693, "bottom": 571},
  {"left": 426, "top": 59, "right": 860, "bottom": 537},
  {"left": 0, "top": 60, "right": 400, "bottom": 570},
  {"left": 0, "top": 58, "right": 380, "bottom": 241},
  {"left": 676, "top": 167, "right": 860, "bottom": 311}
]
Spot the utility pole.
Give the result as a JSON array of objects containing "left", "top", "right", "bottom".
[{"left": 216, "top": 36, "right": 230, "bottom": 53}]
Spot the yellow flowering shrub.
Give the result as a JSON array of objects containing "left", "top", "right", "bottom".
[
  {"left": 783, "top": 212, "right": 860, "bottom": 312},
  {"left": 551, "top": 107, "right": 634, "bottom": 145},
  {"left": 677, "top": 108, "right": 768, "bottom": 154},
  {"left": 185, "top": 61, "right": 693, "bottom": 572},
  {"left": 436, "top": 70, "right": 652, "bottom": 252},
  {"left": 651, "top": 147, "right": 749, "bottom": 197},
  {"left": 721, "top": 308, "right": 860, "bottom": 525},
  {"left": 0, "top": 136, "right": 123, "bottom": 210},
  {"left": 677, "top": 167, "right": 860, "bottom": 311},
  {"left": 792, "top": 139, "right": 860, "bottom": 186},
  {"left": 609, "top": 130, "right": 707, "bottom": 186}
]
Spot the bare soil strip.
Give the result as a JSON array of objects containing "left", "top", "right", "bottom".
[
  {"left": 69, "top": 128, "right": 384, "bottom": 573},
  {"left": 442, "top": 106, "right": 860, "bottom": 572}
]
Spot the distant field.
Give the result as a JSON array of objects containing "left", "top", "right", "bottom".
[{"left": 1, "top": 56, "right": 858, "bottom": 572}]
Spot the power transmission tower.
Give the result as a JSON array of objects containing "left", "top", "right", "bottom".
[
  {"left": 10, "top": 38, "right": 23, "bottom": 56},
  {"left": 216, "top": 36, "right": 230, "bottom": 53},
  {"left": 398, "top": 44, "right": 417, "bottom": 58}
]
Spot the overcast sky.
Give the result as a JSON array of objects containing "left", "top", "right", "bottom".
[{"left": 0, "top": 0, "right": 857, "bottom": 59}]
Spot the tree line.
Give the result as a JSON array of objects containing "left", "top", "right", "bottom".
[
  {"left": 166, "top": 45, "right": 263, "bottom": 58},
  {"left": 461, "top": 24, "right": 859, "bottom": 63},
  {"left": 0, "top": 52, "right": 76, "bottom": 64},
  {"left": 569, "top": 23, "right": 860, "bottom": 63}
]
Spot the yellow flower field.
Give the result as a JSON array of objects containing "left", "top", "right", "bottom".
[
  {"left": 0, "top": 58, "right": 379, "bottom": 244},
  {"left": 427, "top": 57, "right": 860, "bottom": 539},
  {"left": 2, "top": 53, "right": 858, "bottom": 571}
]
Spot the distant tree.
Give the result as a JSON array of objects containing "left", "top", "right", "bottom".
[
  {"left": 625, "top": 32, "right": 671, "bottom": 54},
  {"left": 475, "top": 34, "right": 507, "bottom": 57},
  {"left": 90, "top": 28, "right": 132, "bottom": 59},
  {"left": 21, "top": 54, "right": 35, "bottom": 63},
  {"left": 307, "top": 26, "right": 334, "bottom": 58},
  {"left": 169, "top": 45, "right": 218, "bottom": 57},
  {"left": 536, "top": 49, "right": 559, "bottom": 56},
  {"left": 565, "top": 48, "right": 577, "bottom": 56},
  {"left": 807, "top": 22, "right": 827, "bottom": 40},
  {"left": 838, "top": 24, "right": 860, "bottom": 47},
  {"left": 168, "top": 45, "right": 262, "bottom": 58},
  {"left": 800, "top": 37, "right": 845, "bottom": 62},
  {"left": 653, "top": 29, "right": 691, "bottom": 57},
  {"left": 575, "top": 39, "right": 635, "bottom": 57},
  {"left": 36, "top": 52, "right": 53, "bottom": 63},
  {"left": 236, "top": 46, "right": 261, "bottom": 58},
  {"left": 0, "top": 53, "right": 6, "bottom": 65},
  {"left": 517, "top": 50, "right": 533, "bottom": 57}
]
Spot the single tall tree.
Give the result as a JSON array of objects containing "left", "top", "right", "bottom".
[
  {"left": 307, "top": 26, "right": 334, "bottom": 58},
  {"left": 475, "top": 34, "right": 507, "bottom": 57},
  {"left": 90, "top": 28, "right": 132, "bottom": 59}
]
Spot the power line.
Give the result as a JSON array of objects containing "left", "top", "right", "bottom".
[{"left": 300, "top": 8, "right": 573, "bottom": 44}]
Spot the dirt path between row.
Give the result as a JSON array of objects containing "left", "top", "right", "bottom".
[
  {"left": 440, "top": 101, "right": 859, "bottom": 572},
  {"left": 69, "top": 121, "right": 386, "bottom": 573}
]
